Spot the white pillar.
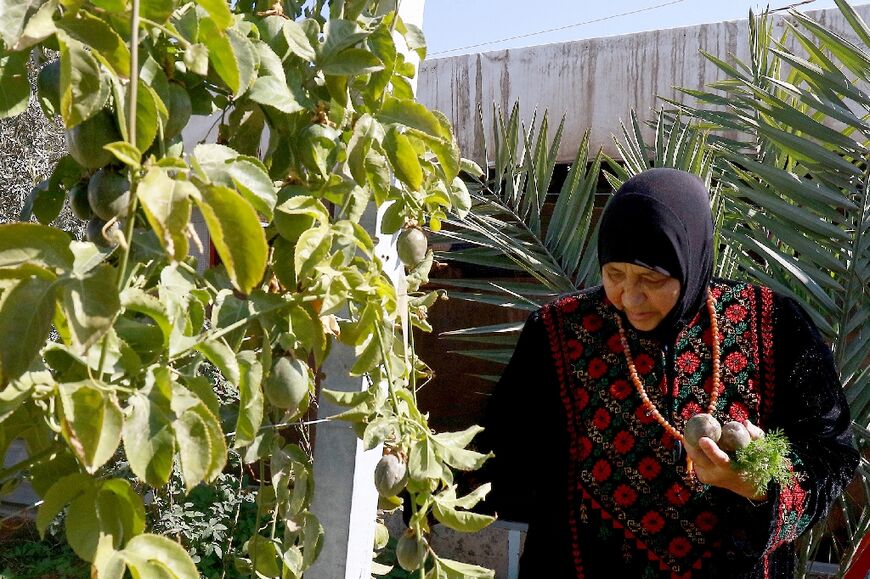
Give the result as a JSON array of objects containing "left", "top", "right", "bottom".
[{"left": 307, "top": 2, "right": 425, "bottom": 578}]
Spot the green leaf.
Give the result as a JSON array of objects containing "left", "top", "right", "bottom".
[
  {"left": 294, "top": 226, "right": 332, "bottom": 283},
  {"left": 134, "top": 81, "right": 162, "bottom": 154},
  {"left": 59, "top": 263, "right": 121, "bottom": 352},
  {"left": 0, "top": 223, "right": 74, "bottom": 272},
  {"left": 434, "top": 557, "right": 494, "bottom": 578},
  {"left": 384, "top": 127, "right": 422, "bottom": 190},
  {"left": 0, "top": 374, "right": 38, "bottom": 423},
  {"left": 432, "top": 502, "right": 494, "bottom": 533},
  {"left": 431, "top": 425, "right": 483, "bottom": 449},
  {"left": 246, "top": 535, "right": 282, "bottom": 578},
  {"left": 0, "top": 0, "right": 39, "bottom": 48},
  {"left": 121, "top": 534, "right": 199, "bottom": 578},
  {"left": 248, "top": 75, "right": 305, "bottom": 114},
  {"left": 229, "top": 159, "right": 278, "bottom": 221},
  {"left": 283, "top": 20, "right": 316, "bottom": 61},
  {"left": 58, "top": 380, "right": 123, "bottom": 473},
  {"left": 123, "top": 369, "right": 175, "bottom": 487},
  {"left": 57, "top": 12, "right": 131, "bottom": 78},
  {"left": 379, "top": 96, "right": 449, "bottom": 139},
  {"left": 199, "top": 20, "right": 239, "bottom": 95},
  {"left": 140, "top": 0, "right": 175, "bottom": 23},
  {"left": 234, "top": 350, "right": 264, "bottom": 450},
  {"left": 321, "top": 19, "right": 369, "bottom": 59},
  {"left": 137, "top": 169, "right": 194, "bottom": 262},
  {"left": 408, "top": 437, "right": 440, "bottom": 481},
  {"left": 195, "top": 0, "right": 233, "bottom": 30},
  {"left": 59, "top": 36, "right": 109, "bottom": 128},
  {"left": 195, "top": 338, "right": 240, "bottom": 385},
  {"left": 321, "top": 48, "right": 383, "bottom": 76},
  {"left": 37, "top": 473, "right": 92, "bottom": 539},
  {"left": 193, "top": 184, "right": 268, "bottom": 295},
  {"left": 179, "top": 393, "right": 226, "bottom": 484},
  {"left": 0, "top": 276, "right": 57, "bottom": 385},
  {"left": 21, "top": 179, "right": 64, "bottom": 225},
  {"left": 0, "top": 50, "right": 30, "bottom": 119},
  {"left": 104, "top": 141, "right": 142, "bottom": 168},
  {"left": 174, "top": 407, "right": 211, "bottom": 492}
]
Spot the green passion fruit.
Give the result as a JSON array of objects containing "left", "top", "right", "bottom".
[
  {"left": 396, "top": 227, "right": 427, "bottom": 267},
  {"left": 396, "top": 528, "right": 427, "bottom": 572},
  {"left": 85, "top": 217, "right": 119, "bottom": 247},
  {"left": 69, "top": 182, "right": 93, "bottom": 220},
  {"left": 36, "top": 60, "right": 61, "bottom": 117},
  {"left": 373, "top": 454, "right": 408, "bottom": 498},
  {"left": 66, "top": 111, "right": 122, "bottom": 170},
  {"left": 87, "top": 168, "right": 131, "bottom": 221},
  {"left": 263, "top": 355, "right": 310, "bottom": 411}
]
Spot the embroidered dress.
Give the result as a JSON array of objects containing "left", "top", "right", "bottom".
[{"left": 483, "top": 280, "right": 858, "bottom": 578}]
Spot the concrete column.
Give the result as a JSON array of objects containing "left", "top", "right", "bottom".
[{"left": 307, "top": 2, "right": 425, "bottom": 577}]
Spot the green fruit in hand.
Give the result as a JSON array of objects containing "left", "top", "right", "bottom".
[
  {"left": 719, "top": 420, "right": 751, "bottom": 453},
  {"left": 88, "top": 169, "right": 131, "bottom": 221},
  {"left": 37, "top": 60, "right": 61, "bottom": 117},
  {"left": 396, "top": 529, "right": 427, "bottom": 572},
  {"left": 66, "top": 111, "right": 122, "bottom": 170},
  {"left": 374, "top": 454, "right": 408, "bottom": 498},
  {"left": 86, "top": 217, "right": 119, "bottom": 247},
  {"left": 684, "top": 413, "right": 721, "bottom": 448},
  {"left": 264, "top": 355, "right": 310, "bottom": 411},
  {"left": 396, "top": 227, "right": 427, "bottom": 267},
  {"left": 164, "top": 82, "right": 192, "bottom": 140},
  {"left": 69, "top": 182, "right": 93, "bottom": 220}
]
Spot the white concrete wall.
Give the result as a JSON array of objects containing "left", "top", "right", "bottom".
[{"left": 418, "top": 4, "right": 870, "bottom": 164}]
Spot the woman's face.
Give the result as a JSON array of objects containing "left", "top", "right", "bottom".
[{"left": 602, "top": 262, "right": 681, "bottom": 331}]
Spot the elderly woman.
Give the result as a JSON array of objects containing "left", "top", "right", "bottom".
[{"left": 484, "top": 168, "right": 858, "bottom": 578}]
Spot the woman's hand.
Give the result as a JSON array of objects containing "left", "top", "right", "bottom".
[{"left": 685, "top": 420, "right": 769, "bottom": 501}]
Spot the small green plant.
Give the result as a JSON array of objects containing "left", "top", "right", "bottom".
[{"left": 733, "top": 429, "right": 797, "bottom": 496}]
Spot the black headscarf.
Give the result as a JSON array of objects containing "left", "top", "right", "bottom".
[{"left": 597, "top": 168, "right": 714, "bottom": 338}]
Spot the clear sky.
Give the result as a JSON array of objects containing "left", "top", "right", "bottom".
[{"left": 421, "top": 0, "right": 841, "bottom": 57}]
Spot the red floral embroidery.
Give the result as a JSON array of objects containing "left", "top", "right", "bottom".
[
  {"left": 680, "top": 402, "right": 703, "bottom": 421},
  {"left": 609, "top": 379, "right": 632, "bottom": 401},
  {"left": 728, "top": 401, "right": 749, "bottom": 422},
  {"left": 638, "top": 457, "right": 661, "bottom": 480},
  {"left": 694, "top": 511, "right": 717, "bottom": 533},
  {"left": 588, "top": 358, "right": 608, "bottom": 379},
  {"left": 634, "top": 353, "right": 655, "bottom": 375},
  {"left": 614, "top": 484, "right": 638, "bottom": 507},
  {"left": 725, "top": 303, "right": 747, "bottom": 323},
  {"left": 582, "top": 313, "right": 603, "bottom": 332},
  {"left": 635, "top": 405, "right": 656, "bottom": 425},
  {"left": 592, "top": 408, "right": 611, "bottom": 430},
  {"left": 703, "top": 375, "right": 723, "bottom": 397},
  {"left": 725, "top": 351, "right": 748, "bottom": 373},
  {"left": 676, "top": 351, "right": 700, "bottom": 374},
  {"left": 559, "top": 297, "right": 579, "bottom": 313},
  {"left": 606, "top": 333, "right": 623, "bottom": 353},
  {"left": 668, "top": 537, "right": 692, "bottom": 558},
  {"left": 575, "top": 388, "right": 590, "bottom": 412},
  {"left": 592, "top": 459, "right": 611, "bottom": 482},
  {"left": 575, "top": 436, "right": 593, "bottom": 460},
  {"left": 566, "top": 339, "right": 584, "bottom": 360},
  {"left": 666, "top": 483, "right": 690, "bottom": 507},
  {"left": 613, "top": 431, "right": 635, "bottom": 454},
  {"left": 641, "top": 511, "right": 665, "bottom": 533}
]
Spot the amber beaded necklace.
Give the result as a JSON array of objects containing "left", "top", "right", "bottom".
[{"left": 615, "top": 290, "right": 721, "bottom": 467}]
